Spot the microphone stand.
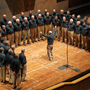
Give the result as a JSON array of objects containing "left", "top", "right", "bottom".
[{"left": 58, "top": 27, "right": 80, "bottom": 72}]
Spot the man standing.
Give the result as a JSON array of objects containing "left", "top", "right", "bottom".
[
  {"left": 19, "top": 48, "right": 27, "bottom": 82},
  {"left": 83, "top": 16, "right": 89, "bottom": 25},
  {"left": 4, "top": 41, "right": 10, "bottom": 75},
  {"left": 0, "top": 33, "right": 2, "bottom": 42},
  {"left": 4, "top": 41, "right": 10, "bottom": 55},
  {"left": 42, "top": 9, "right": 48, "bottom": 17},
  {"left": 52, "top": 16, "right": 61, "bottom": 41},
  {"left": 37, "top": 14, "right": 45, "bottom": 41},
  {"left": 14, "top": 19, "right": 22, "bottom": 47},
  {"left": 58, "top": 9, "right": 65, "bottom": 22},
  {"left": 44, "top": 12, "right": 52, "bottom": 35},
  {"left": 74, "top": 21, "right": 82, "bottom": 48},
  {"left": 6, "top": 49, "right": 14, "bottom": 84},
  {"left": 62, "top": 16, "right": 68, "bottom": 43},
  {"left": 6, "top": 21, "right": 14, "bottom": 47},
  {"left": 11, "top": 16, "right": 17, "bottom": 26},
  {"left": 65, "top": 11, "right": 72, "bottom": 23},
  {"left": 87, "top": 24, "right": 90, "bottom": 51},
  {"left": 76, "top": 15, "right": 83, "bottom": 25},
  {"left": 35, "top": 10, "right": 41, "bottom": 20},
  {"left": 71, "top": 14, "right": 77, "bottom": 24},
  {"left": 29, "top": 15, "right": 37, "bottom": 43},
  {"left": 19, "top": 12, "right": 25, "bottom": 38},
  {"left": 81, "top": 22, "right": 88, "bottom": 50},
  {"left": 11, "top": 45, "right": 15, "bottom": 57},
  {"left": 58, "top": 9, "right": 65, "bottom": 39},
  {"left": 68, "top": 19, "right": 75, "bottom": 45},
  {"left": 0, "top": 38, "right": 5, "bottom": 47},
  {"left": 40, "top": 26, "right": 57, "bottom": 61},
  {"left": 19, "top": 12, "right": 25, "bottom": 24},
  {"left": 27, "top": 10, "right": 33, "bottom": 21},
  {"left": 0, "top": 47, "right": 6, "bottom": 83},
  {"left": 1, "top": 14, "right": 8, "bottom": 28},
  {"left": 22, "top": 17, "right": 30, "bottom": 46},
  {"left": 1, "top": 25, "right": 7, "bottom": 41},
  {"left": 51, "top": 9, "right": 58, "bottom": 20},
  {"left": 0, "top": 27, "right": 2, "bottom": 34},
  {"left": 10, "top": 53, "right": 21, "bottom": 90}
]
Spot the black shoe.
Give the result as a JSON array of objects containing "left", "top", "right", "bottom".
[
  {"left": 80, "top": 47, "right": 82, "bottom": 49},
  {"left": 74, "top": 45, "right": 77, "bottom": 47},
  {"left": 9, "top": 83, "right": 12, "bottom": 85},
  {"left": 85, "top": 49, "right": 88, "bottom": 51},
  {"left": 75, "top": 44, "right": 78, "bottom": 47},
  {"left": 18, "top": 44, "right": 22, "bottom": 46},
  {"left": 17, "top": 87, "right": 22, "bottom": 90},
  {"left": 23, "top": 44, "right": 26, "bottom": 46},
  {"left": 32, "top": 41, "right": 34, "bottom": 43},
  {"left": 42, "top": 39, "right": 45, "bottom": 41},
  {"left": 27, "top": 42, "right": 31, "bottom": 44},
  {"left": 13, "top": 86, "right": 16, "bottom": 89},
  {"left": 22, "top": 79, "right": 28, "bottom": 82},
  {"left": 3, "top": 80, "right": 8, "bottom": 83},
  {"left": 72, "top": 44, "right": 74, "bottom": 46},
  {"left": 81, "top": 47, "right": 85, "bottom": 49},
  {"left": 69, "top": 43, "right": 71, "bottom": 45},
  {"left": 38, "top": 40, "right": 40, "bottom": 41},
  {"left": 61, "top": 41, "right": 64, "bottom": 43},
  {"left": 34, "top": 40, "right": 37, "bottom": 42}
]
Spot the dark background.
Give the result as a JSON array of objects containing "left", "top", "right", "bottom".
[{"left": 69, "top": 0, "right": 90, "bottom": 7}]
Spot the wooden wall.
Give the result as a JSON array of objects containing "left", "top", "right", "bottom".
[
  {"left": 5, "top": 0, "right": 35, "bottom": 15},
  {"left": 0, "top": 0, "right": 69, "bottom": 20}
]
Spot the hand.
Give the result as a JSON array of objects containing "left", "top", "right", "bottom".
[
  {"left": 7, "top": 67, "right": 10, "bottom": 70},
  {"left": 13, "top": 72, "right": 16, "bottom": 75},
  {"left": 40, "top": 32, "right": 42, "bottom": 35},
  {"left": 55, "top": 26, "right": 57, "bottom": 28}
]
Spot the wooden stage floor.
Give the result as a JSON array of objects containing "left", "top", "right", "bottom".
[{"left": 0, "top": 40, "right": 90, "bottom": 90}]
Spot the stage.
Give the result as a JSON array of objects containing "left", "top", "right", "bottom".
[{"left": 0, "top": 40, "right": 90, "bottom": 90}]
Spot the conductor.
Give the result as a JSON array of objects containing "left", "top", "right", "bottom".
[{"left": 40, "top": 26, "right": 57, "bottom": 61}]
